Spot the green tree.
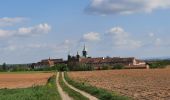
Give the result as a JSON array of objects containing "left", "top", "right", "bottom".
[
  {"left": 56, "top": 64, "right": 68, "bottom": 71},
  {"left": 2, "top": 62, "right": 7, "bottom": 71},
  {"left": 112, "top": 64, "right": 124, "bottom": 69}
]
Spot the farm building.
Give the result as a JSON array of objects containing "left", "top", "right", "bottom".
[{"left": 32, "top": 58, "right": 65, "bottom": 69}]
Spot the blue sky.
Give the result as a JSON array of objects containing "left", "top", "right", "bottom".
[{"left": 0, "top": 0, "right": 170, "bottom": 64}]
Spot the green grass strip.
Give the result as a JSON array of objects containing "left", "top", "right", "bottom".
[
  {"left": 64, "top": 72, "right": 131, "bottom": 100},
  {"left": 0, "top": 71, "right": 52, "bottom": 74},
  {"left": 59, "top": 72, "right": 89, "bottom": 100},
  {"left": 0, "top": 74, "right": 61, "bottom": 100}
]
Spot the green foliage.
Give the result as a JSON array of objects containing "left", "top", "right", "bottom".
[
  {"left": 32, "top": 64, "right": 68, "bottom": 71},
  {"left": 101, "top": 64, "right": 109, "bottom": 70},
  {"left": 11, "top": 65, "right": 29, "bottom": 72},
  {"left": 59, "top": 72, "right": 89, "bottom": 100},
  {"left": 0, "top": 63, "right": 68, "bottom": 72},
  {"left": 55, "top": 64, "right": 68, "bottom": 71},
  {"left": 0, "top": 75, "right": 61, "bottom": 100},
  {"left": 64, "top": 72, "right": 130, "bottom": 100},
  {"left": 149, "top": 60, "right": 170, "bottom": 68},
  {"left": 149, "top": 62, "right": 166, "bottom": 68},
  {"left": 148, "top": 60, "right": 170, "bottom": 69},
  {"left": 112, "top": 64, "right": 124, "bottom": 69},
  {"left": 32, "top": 66, "right": 56, "bottom": 71},
  {"left": 69, "top": 63, "right": 94, "bottom": 71},
  {"left": 0, "top": 71, "right": 52, "bottom": 74},
  {"left": 0, "top": 65, "right": 5, "bottom": 72},
  {"left": 2, "top": 62, "right": 7, "bottom": 71}
]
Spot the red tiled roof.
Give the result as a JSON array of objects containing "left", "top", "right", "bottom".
[{"left": 79, "top": 57, "right": 135, "bottom": 64}]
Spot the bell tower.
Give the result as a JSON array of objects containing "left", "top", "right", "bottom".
[
  {"left": 82, "top": 44, "right": 87, "bottom": 58},
  {"left": 76, "top": 51, "right": 80, "bottom": 58},
  {"left": 68, "top": 51, "right": 71, "bottom": 60}
]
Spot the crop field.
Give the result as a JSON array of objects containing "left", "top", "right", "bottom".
[
  {"left": 0, "top": 74, "right": 61, "bottom": 100},
  {"left": 68, "top": 69, "right": 170, "bottom": 100},
  {"left": 0, "top": 72, "right": 54, "bottom": 89}
]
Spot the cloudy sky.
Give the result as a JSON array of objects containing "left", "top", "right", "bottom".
[{"left": 0, "top": 0, "right": 170, "bottom": 64}]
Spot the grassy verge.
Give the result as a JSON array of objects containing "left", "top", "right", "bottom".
[
  {"left": 59, "top": 72, "right": 89, "bottom": 100},
  {"left": 64, "top": 72, "right": 131, "bottom": 100},
  {"left": 0, "top": 71, "right": 53, "bottom": 74},
  {"left": 0, "top": 75, "right": 61, "bottom": 100}
]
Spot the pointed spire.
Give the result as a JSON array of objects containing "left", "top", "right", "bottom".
[
  {"left": 83, "top": 43, "right": 86, "bottom": 51},
  {"left": 77, "top": 51, "right": 79, "bottom": 55},
  {"left": 82, "top": 44, "right": 88, "bottom": 58},
  {"left": 68, "top": 51, "right": 71, "bottom": 55}
]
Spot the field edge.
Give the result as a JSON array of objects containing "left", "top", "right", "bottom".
[{"left": 65, "top": 72, "right": 131, "bottom": 100}]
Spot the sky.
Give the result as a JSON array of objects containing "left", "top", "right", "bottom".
[{"left": 0, "top": 0, "right": 170, "bottom": 64}]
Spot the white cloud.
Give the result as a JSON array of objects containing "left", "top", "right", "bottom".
[
  {"left": 5, "top": 45, "right": 17, "bottom": 51},
  {"left": 107, "top": 27, "right": 128, "bottom": 39},
  {"left": 149, "top": 32, "right": 155, "bottom": 37},
  {"left": 0, "top": 23, "right": 51, "bottom": 38},
  {"left": 0, "top": 17, "right": 27, "bottom": 27},
  {"left": 155, "top": 38, "right": 161, "bottom": 46},
  {"left": 17, "top": 23, "right": 51, "bottom": 36},
  {"left": 82, "top": 32, "right": 100, "bottom": 42},
  {"left": 27, "top": 43, "right": 48, "bottom": 48},
  {"left": 86, "top": 0, "right": 170, "bottom": 15},
  {"left": 0, "top": 30, "right": 14, "bottom": 38},
  {"left": 63, "top": 39, "right": 70, "bottom": 44},
  {"left": 148, "top": 32, "right": 163, "bottom": 46},
  {"left": 107, "top": 27, "right": 142, "bottom": 49},
  {"left": 13, "top": 40, "right": 73, "bottom": 53},
  {"left": 0, "top": 43, "right": 55, "bottom": 52},
  {"left": 54, "top": 40, "right": 74, "bottom": 53}
]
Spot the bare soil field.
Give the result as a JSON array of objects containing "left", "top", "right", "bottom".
[
  {"left": 68, "top": 69, "right": 170, "bottom": 100},
  {"left": 0, "top": 72, "right": 54, "bottom": 89}
]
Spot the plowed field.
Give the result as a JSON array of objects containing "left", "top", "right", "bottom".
[
  {"left": 68, "top": 69, "right": 170, "bottom": 100},
  {"left": 0, "top": 73, "right": 54, "bottom": 89}
]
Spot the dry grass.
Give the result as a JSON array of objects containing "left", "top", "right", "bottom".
[
  {"left": 0, "top": 73, "right": 54, "bottom": 89},
  {"left": 68, "top": 69, "right": 170, "bottom": 100}
]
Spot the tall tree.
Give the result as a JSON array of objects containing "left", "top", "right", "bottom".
[{"left": 2, "top": 62, "right": 7, "bottom": 71}]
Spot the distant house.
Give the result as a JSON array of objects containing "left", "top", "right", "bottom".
[
  {"left": 32, "top": 58, "right": 64, "bottom": 69},
  {"left": 50, "top": 59, "right": 65, "bottom": 65}
]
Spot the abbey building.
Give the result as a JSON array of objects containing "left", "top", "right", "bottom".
[{"left": 67, "top": 45, "right": 149, "bottom": 70}]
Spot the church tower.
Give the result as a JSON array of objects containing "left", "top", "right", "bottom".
[
  {"left": 68, "top": 51, "right": 71, "bottom": 60},
  {"left": 76, "top": 51, "right": 80, "bottom": 59},
  {"left": 82, "top": 44, "right": 87, "bottom": 58}
]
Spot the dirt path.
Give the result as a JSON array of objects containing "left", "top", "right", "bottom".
[
  {"left": 56, "top": 72, "right": 73, "bottom": 100},
  {"left": 62, "top": 72, "right": 98, "bottom": 100}
]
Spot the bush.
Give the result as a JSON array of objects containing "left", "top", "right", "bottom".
[
  {"left": 2, "top": 63, "right": 7, "bottom": 71},
  {"left": 56, "top": 64, "right": 68, "bottom": 71},
  {"left": 112, "top": 64, "right": 124, "bottom": 69},
  {"left": 101, "top": 65, "right": 109, "bottom": 70},
  {"left": 149, "top": 63, "right": 160, "bottom": 69},
  {"left": 148, "top": 60, "right": 170, "bottom": 69},
  {"left": 32, "top": 64, "right": 68, "bottom": 71},
  {"left": 68, "top": 63, "right": 94, "bottom": 71}
]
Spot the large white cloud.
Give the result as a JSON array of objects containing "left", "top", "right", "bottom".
[
  {"left": 107, "top": 27, "right": 142, "bottom": 49},
  {"left": 0, "top": 23, "right": 51, "bottom": 38},
  {"left": 17, "top": 23, "right": 51, "bottom": 36},
  {"left": 82, "top": 32, "right": 100, "bottom": 42},
  {"left": 0, "top": 17, "right": 27, "bottom": 27},
  {"left": 148, "top": 32, "right": 162, "bottom": 46},
  {"left": 86, "top": 0, "right": 170, "bottom": 15},
  {"left": 0, "top": 30, "right": 14, "bottom": 38}
]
